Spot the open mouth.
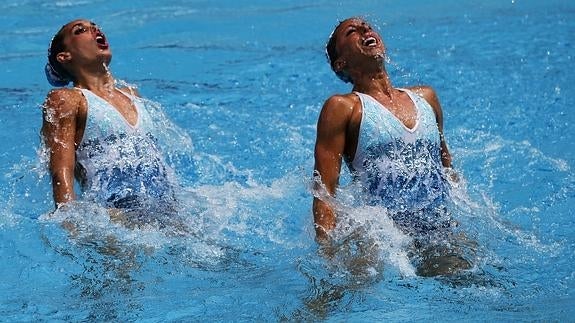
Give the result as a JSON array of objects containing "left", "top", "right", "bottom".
[
  {"left": 363, "top": 37, "right": 377, "bottom": 47},
  {"left": 95, "top": 33, "right": 109, "bottom": 49}
]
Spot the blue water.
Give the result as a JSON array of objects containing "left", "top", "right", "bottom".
[{"left": 1, "top": 0, "right": 574, "bottom": 321}]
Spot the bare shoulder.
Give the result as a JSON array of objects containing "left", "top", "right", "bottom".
[
  {"left": 407, "top": 85, "right": 439, "bottom": 105},
  {"left": 319, "top": 93, "right": 359, "bottom": 121},
  {"left": 44, "top": 88, "right": 83, "bottom": 116},
  {"left": 324, "top": 93, "right": 358, "bottom": 106},
  {"left": 119, "top": 86, "right": 141, "bottom": 97},
  {"left": 407, "top": 85, "right": 443, "bottom": 117}
]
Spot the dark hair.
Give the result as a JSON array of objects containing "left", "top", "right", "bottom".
[
  {"left": 45, "top": 25, "right": 73, "bottom": 86},
  {"left": 325, "top": 20, "right": 356, "bottom": 83}
]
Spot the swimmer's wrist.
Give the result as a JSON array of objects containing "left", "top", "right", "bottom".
[
  {"left": 446, "top": 167, "right": 454, "bottom": 175},
  {"left": 55, "top": 201, "right": 73, "bottom": 211},
  {"left": 444, "top": 166, "right": 460, "bottom": 182}
]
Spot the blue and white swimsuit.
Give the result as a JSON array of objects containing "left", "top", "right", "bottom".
[
  {"left": 349, "top": 89, "right": 451, "bottom": 235},
  {"left": 75, "top": 88, "right": 175, "bottom": 212}
]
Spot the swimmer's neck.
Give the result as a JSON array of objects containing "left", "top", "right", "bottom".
[
  {"left": 352, "top": 71, "right": 396, "bottom": 99},
  {"left": 72, "top": 62, "right": 116, "bottom": 92}
]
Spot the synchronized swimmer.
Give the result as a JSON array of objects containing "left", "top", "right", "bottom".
[
  {"left": 312, "top": 17, "right": 470, "bottom": 276},
  {"left": 42, "top": 19, "right": 178, "bottom": 226},
  {"left": 42, "top": 17, "right": 471, "bottom": 276}
]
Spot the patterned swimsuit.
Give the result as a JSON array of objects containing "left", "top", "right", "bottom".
[
  {"left": 75, "top": 88, "right": 175, "bottom": 212},
  {"left": 348, "top": 89, "right": 452, "bottom": 235}
]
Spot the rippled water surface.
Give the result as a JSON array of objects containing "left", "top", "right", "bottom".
[{"left": 1, "top": 0, "right": 573, "bottom": 321}]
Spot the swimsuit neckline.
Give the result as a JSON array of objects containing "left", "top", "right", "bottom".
[
  {"left": 359, "top": 89, "right": 420, "bottom": 133},
  {"left": 77, "top": 87, "right": 141, "bottom": 129}
]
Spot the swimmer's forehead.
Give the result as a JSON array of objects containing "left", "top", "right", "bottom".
[
  {"left": 335, "top": 18, "right": 371, "bottom": 34},
  {"left": 61, "top": 19, "right": 97, "bottom": 32}
]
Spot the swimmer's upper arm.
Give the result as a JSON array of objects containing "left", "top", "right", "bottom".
[
  {"left": 42, "top": 89, "right": 79, "bottom": 147},
  {"left": 410, "top": 85, "right": 453, "bottom": 168},
  {"left": 313, "top": 95, "right": 355, "bottom": 240},
  {"left": 314, "top": 95, "right": 355, "bottom": 192},
  {"left": 42, "top": 89, "right": 81, "bottom": 205}
]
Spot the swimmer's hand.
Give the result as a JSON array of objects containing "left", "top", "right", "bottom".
[
  {"left": 48, "top": 202, "right": 79, "bottom": 236},
  {"left": 315, "top": 230, "right": 337, "bottom": 259},
  {"left": 318, "top": 242, "right": 337, "bottom": 260},
  {"left": 444, "top": 167, "right": 460, "bottom": 183},
  {"left": 108, "top": 208, "right": 130, "bottom": 226},
  {"left": 108, "top": 207, "right": 124, "bottom": 220}
]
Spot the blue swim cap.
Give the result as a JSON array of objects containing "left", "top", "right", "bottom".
[
  {"left": 45, "top": 36, "right": 71, "bottom": 87},
  {"left": 45, "top": 60, "right": 70, "bottom": 87}
]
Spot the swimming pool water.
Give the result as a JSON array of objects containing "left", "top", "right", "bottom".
[{"left": 1, "top": 0, "right": 574, "bottom": 321}]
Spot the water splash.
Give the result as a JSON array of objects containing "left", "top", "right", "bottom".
[
  {"left": 311, "top": 177, "right": 416, "bottom": 278},
  {"left": 453, "top": 129, "right": 570, "bottom": 253}
]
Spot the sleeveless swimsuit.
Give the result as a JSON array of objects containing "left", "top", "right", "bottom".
[
  {"left": 75, "top": 88, "right": 176, "bottom": 213},
  {"left": 349, "top": 89, "right": 451, "bottom": 235}
]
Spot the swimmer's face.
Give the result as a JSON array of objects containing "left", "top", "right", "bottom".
[
  {"left": 332, "top": 18, "right": 385, "bottom": 70},
  {"left": 56, "top": 19, "right": 111, "bottom": 69}
]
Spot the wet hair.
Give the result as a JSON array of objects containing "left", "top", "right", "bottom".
[
  {"left": 325, "top": 19, "right": 353, "bottom": 84},
  {"left": 45, "top": 25, "right": 73, "bottom": 87}
]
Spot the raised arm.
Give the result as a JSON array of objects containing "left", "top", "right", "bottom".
[
  {"left": 41, "top": 89, "right": 80, "bottom": 206},
  {"left": 312, "top": 95, "right": 355, "bottom": 241}
]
